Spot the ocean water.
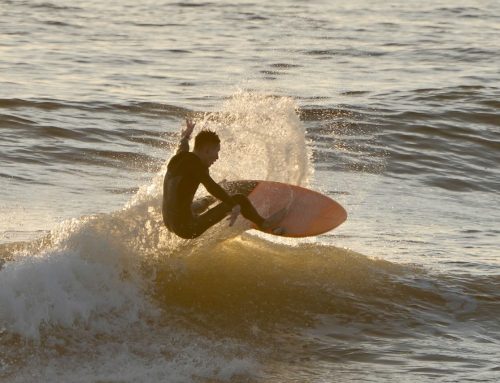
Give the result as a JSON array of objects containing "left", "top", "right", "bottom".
[{"left": 1, "top": 0, "right": 499, "bottom": 382}]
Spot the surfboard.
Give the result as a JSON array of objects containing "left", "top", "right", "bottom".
[{"left": 220, "top": 180, "right": 347, "bottom": 238}]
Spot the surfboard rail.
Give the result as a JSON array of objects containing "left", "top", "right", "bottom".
[{"left": 225, "top": 180, "right": 347, "bottom": 238}]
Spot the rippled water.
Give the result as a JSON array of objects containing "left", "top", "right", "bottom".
[{"left": 1, "top": 0, "right": 499, "bottom": 382}]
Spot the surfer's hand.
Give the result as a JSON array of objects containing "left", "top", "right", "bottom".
[
  {"left": 182, "top": 119, "right": 195, "bottom": 138},
  {"left": 228, "top": 204, "right": 241, "bottom": 227}
]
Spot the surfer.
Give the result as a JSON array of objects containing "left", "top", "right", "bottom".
[{"left": 162, "top": 119, "right": 285, "bottom": 239}]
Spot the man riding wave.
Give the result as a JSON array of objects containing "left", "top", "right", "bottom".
[{"left": 162, "top": 119, "right": 285, "bottom": 239}]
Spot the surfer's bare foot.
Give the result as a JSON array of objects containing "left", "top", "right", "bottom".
[
  {"left": 272, "top": 226, "right": 286, "bottom": 235},
  {"left": 261, "top": 207, "right": 288, "bottom": 232}
]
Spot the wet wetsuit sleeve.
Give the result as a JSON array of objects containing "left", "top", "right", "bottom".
[{"left": 198, "top": 171, "right": 236, "bottom": 207}]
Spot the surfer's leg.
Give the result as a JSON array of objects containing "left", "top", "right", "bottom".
[
  {"left": 261, "top": 209, "right": 287, "bottom": 234},
  {"left": 231, "top": 194, "right": 287, "bottom": 234},
  {"left": 193, "top": 194, "right": 266, "bottom": 235},
  {"left": 190, "top": 194, "right": 267, "bottom": 237},
  {"left": 232, "top": 194, "right": 288, "bottom": 234},
  {"left": 231, "top": 194, "right": 265, "bottom": 226},
  {"left": 189, "top": 194, "right": 285, "bottom": 237},
  {"left": 190, "top": 202, "right": 233, "bottom": 237}
]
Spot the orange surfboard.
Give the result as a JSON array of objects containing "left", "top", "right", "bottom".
[{"left": 224, "top": 180, "right": 347, "bottom": 238}]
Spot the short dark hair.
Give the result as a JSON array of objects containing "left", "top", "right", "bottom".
[{"left": 194, "top": 130, "right": 220, "bottom": 150}]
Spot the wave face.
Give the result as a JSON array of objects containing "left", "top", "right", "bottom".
[{"left": 2, "top": 228, "right": 499, "bottom": 381}]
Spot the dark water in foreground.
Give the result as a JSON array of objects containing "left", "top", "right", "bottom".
[{"left": 1, "top": 0, "right": 499, "bottom": 381}]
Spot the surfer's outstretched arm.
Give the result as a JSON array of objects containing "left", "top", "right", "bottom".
[
  {"left": 176, "top": 119, "right": 195, "bottom": 154},
  {"left": 199, "top": 172, "right": 236, "bottom": 207}
]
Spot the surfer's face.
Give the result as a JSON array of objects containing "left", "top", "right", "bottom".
[{"left": 200, "top": 143, "right": 220, "bottom": 168}]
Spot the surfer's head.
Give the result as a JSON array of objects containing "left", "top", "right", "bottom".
[{"left": 193, "top": 130, "right": 220, "bottom": 167}]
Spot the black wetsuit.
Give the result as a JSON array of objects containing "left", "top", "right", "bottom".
[{"left": 162, "top": 151, "right": 264, "bottom": 239}]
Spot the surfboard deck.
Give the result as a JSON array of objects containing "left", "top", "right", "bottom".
[{"left": 219, "top": 180, "right": 347, "bottom": 238}]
